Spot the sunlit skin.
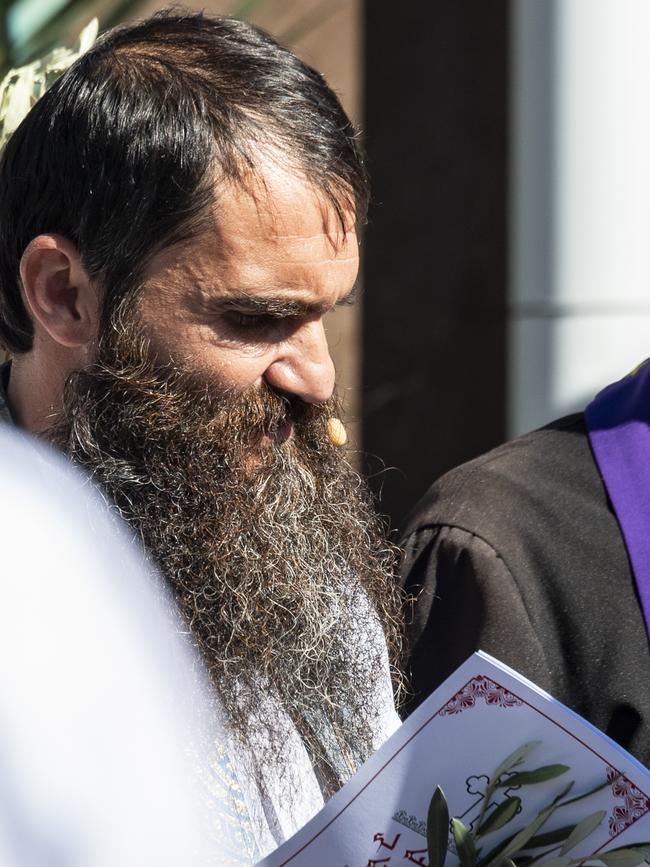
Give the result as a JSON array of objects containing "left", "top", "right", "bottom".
[
  {"left": 8, "top": 155, "right": 359, "bottom": 438},
  {"left": 138, "top": 159, "right": 358, "bottom": 446}
]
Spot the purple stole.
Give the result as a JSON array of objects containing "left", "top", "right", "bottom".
[{"left": 586, "top": 360, "right": 650, "bottom": 639}]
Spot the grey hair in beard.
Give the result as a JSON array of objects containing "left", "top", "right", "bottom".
[{"left": 48, "top": 315, "right": 405, "bottom": 794}]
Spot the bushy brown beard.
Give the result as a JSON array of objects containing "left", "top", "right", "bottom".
[{"left": 48, "top": 314, "right": 404, "bottom": 795}]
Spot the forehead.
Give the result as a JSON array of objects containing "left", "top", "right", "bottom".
[{"left": 145, "top": 157, "right": 359, "bottom": 303}]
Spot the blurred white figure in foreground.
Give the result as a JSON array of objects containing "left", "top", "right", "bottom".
[{"left": 0, "top": 426, "right": 228, "bottom": 866}]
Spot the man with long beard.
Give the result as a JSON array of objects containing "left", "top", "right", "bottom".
[{"left": 0, "top": 10, "right": 404, "bottom": 860}]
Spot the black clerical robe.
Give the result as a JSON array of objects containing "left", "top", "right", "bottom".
[{"left": 399, "top": 414, "right": 650, "bottom": 765}]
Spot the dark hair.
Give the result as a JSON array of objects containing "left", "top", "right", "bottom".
[{"left": 0, "top": 10, "right": 368, "bottom": 353}]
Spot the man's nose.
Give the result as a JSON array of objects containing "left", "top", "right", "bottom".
[{"left": 264, "top": 319, "right": 335, "bottom": 404}]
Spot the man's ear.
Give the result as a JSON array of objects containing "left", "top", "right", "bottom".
[{"left": 19, "top": 234, "right": 98, "bottom": 348}]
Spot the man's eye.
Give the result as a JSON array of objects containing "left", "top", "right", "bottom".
[{"left": 226, "top": 312, "right": 278, "bottom": 331}]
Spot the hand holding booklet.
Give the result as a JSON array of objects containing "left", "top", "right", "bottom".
[{"left": 256, "top": 653, "right": 650, "bottom": 867}]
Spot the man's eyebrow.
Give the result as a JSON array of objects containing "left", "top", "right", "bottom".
[{"left": 214, "top": 285, "right": 358, "bottom": 316}]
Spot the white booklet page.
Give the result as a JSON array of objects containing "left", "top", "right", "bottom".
[{"left": 256, "top": 652, "right": 650, "bottom": 867}]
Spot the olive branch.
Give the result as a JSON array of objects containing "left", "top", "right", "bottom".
[
  {"left": 0, "top": 18, "right": 98, "bottom": 150},
  {"left": 427, "top": 742, "right": 650, "bottom": 867}
]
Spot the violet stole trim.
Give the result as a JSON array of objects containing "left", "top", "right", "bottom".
[{"left": 585, "top": 359, "right": 650, "bottom": 640}]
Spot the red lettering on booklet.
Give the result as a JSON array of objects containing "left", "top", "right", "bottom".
[
  {"left": 373, "top": 833, "right": 402, "bottom": 851},
  {"left": 364, "top": 830, "right": 429, "bottom": 867},
  {"left": 403, "top": 847, "right": 428, "bottom": 866}
]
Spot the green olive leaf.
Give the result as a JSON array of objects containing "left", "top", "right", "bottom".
[
  {"left": 477, "top": 833, "right": 516, "bottom": 867},
  {"left": 597, "top": 848, "right": 650, "bottom": 867},
  {"left": 476, "top": 742, "right": 543, "bottom": 841},
  {"left": 501, "top": 766, "right": 571, "bottom": 787},
  {"left": 492, "top": 742, "right": 543, "bottom": 783},
  {"left": 549, "top": 782, "right": 575, "bottom": 806},
  {"left": 478, "top": 797, "right": 522, "bottom": 837},
  {"left": 560, "top": 775, "right": 620, "bottom": 808},
  {"left": 536, "top": 856, "right": 573, "bottom": 867},
  {"left": 524, "top": 825, "right": 577, "bottom": 850},
  {"left": 492, "top": 803, "right": 558, "bottom": 864},
  {"left": 453, "top": 817, "right": 477, "bottom": 867},
  {"left": 605, "top": 845, "right": 650, "bottom": 858},
  {"left": 427, "top": 785, "right": 450, "bottom": 867},
  {"left": 559, "top": 811, "right": 606, "bottom": 855}
]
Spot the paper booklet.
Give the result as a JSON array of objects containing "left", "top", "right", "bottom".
[{"left": 255, "top": 651, "right": 650, "bottom": 867}]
